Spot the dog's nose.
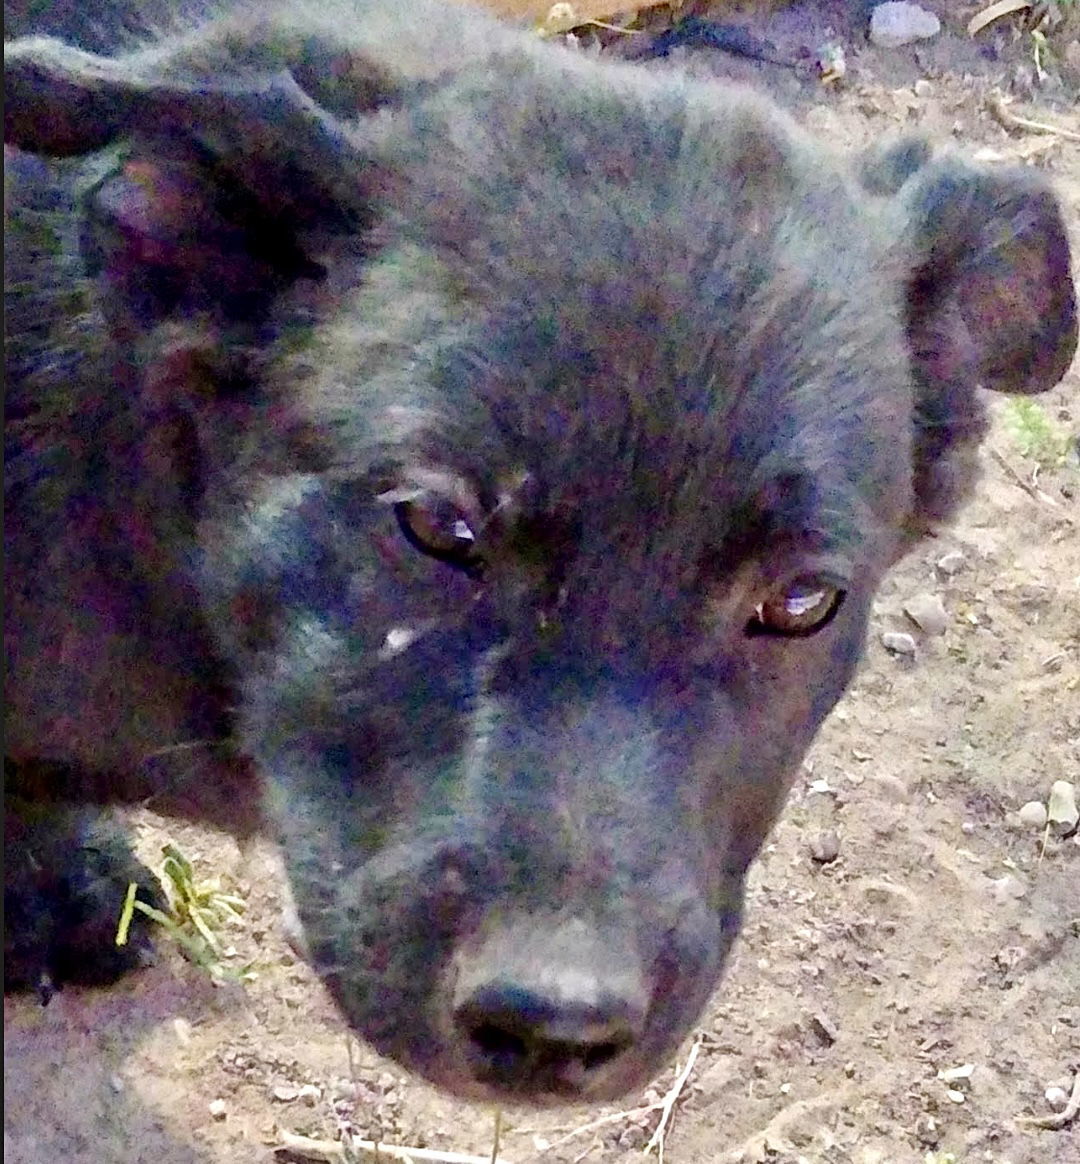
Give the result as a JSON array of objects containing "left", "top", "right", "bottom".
[{"left": 451, "top": 917, "right": 648, "bottom": 1097}]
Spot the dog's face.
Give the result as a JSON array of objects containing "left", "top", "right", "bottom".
[{"left": 6, "top": 6, "right": 1075, "bottom": 1104}]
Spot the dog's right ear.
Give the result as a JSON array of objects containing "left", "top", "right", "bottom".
[{"left": 887, "top": 152, "right": 1077, "bottom": 531}]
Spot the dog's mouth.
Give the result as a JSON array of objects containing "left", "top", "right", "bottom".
[{"left": 300, "top": 859, "right": 732, "bottom": 1106}]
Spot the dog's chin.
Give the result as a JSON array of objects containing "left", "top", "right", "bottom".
[{"left": 370, "top": 1040, "right": 679, "bottom": 1108}]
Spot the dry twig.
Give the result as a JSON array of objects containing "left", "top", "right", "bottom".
[
  {"left": 987, "top": 93, "right": 1080, "bottom": 142},
  {"left": 276, "top": 1129, "right": 513, "bottom": 1164},
  {"left": 988, "top": 448, "right": 1072, "bottom": 520},
  {"left": 644, "top": 1035, "right": 703, "bottom": 1161}
]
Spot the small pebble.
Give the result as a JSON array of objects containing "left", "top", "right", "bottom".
[
  {"left": 809, "top": 830, "right": 841, "bottom": 864},
  {"left": 1045, "top": 1085, "right": 1069, "bottom": 1111},
  {"left": 808, "top": 1012, "right": 839, "bottom": 1045},
  {"left": 882, "top": 631, "right": 916, "bottom": 655},
  {"left": 867, "top": 771, "right": 910, "bottom": 803},
  {"left": 299, "top": 1083, "right": 321, "bottom": 1106},
  {"left": 903, "top": 592, "right": 948, "bottom": 635},
  {"left": 989, "top": 874, "right": 1027, "bottom": 903},
  {"left": 208, "top": 1099, "right": 228, "bottom": 1121},
  {"left": 1048, "top": 780, "right": 1078, "bottom": 834},
  {"left": 936, "top": 550, "right": 966, "bottom": 576},
  {"left": 961, "top": 820, "right": 976, "bottom": 835},
  {"left": 272, "top": 1084, "right": 301, "bottom": 1103},
  {"left": 870, "top": 2, "right": 941, "bottom": 48},
  {"left": 914, "top": 1113, "right": 940, "bottom": 1146},
  {"left": 1018, "top": 800, "right": 1048, "bottom": 830},
  {"left": 913, "top": 78, "right": 933, "bottom": 97}
]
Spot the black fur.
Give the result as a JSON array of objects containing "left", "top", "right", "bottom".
[{"left": 4, "top": 0, "right": 1075, "bottom": 1104}]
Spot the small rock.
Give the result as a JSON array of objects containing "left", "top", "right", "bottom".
[
  {"left": 1018, "top": 800, "right": 1048, "bottom": 830},
  {"left": 808, "top": 1012, "right": 839, "bottom": 1045},
  {"left": 272, "top": 1084, "right": 301, "bottom": 1103},
  {"left": 298, "top": 1084, "right": 321, "bottom": 1106},
  {"left": 936, "top": 549, "right": 966, "bottom": 576},
  {"left": 172, "top": 1018, "right": 193, "bottom": 1046},
  {"left": 903, "top": 592, "right": 948, "bottom": 635},
  {"left": 961, "top": 820, "right": 976, "bottom": 835},
  {"left": 109, "top": 1074, "right": 125, "bottom": 1094},
  {"left": 867, "top": 772, "right": 910, "bottom": 802},
  {"left": 1045, "top": 1085, "right": 1069, "bottom": 1111},
  {"left": 988, "top": 874, "right": 1027, "bottom": 903},
  {"left": 870, "top": 807, "right": 902, "bottom": 838},
  {"left": 208, "top": 1099, "right": 228, "bottom": 1121},
  {"left": 914, "top": 1113, "right": 940, "bottom": 1146},
  {"left": 870, "top": 3, "right": 941, "bottom": 48},
  {"left": 863, "top": 879, "right": 918, "bottom": 910},
  {"left": 1048, "top": 780, "right": 1078, "bottom": 835},
  {"left": 882, "top": 631, "right": 916, "bottom": 655},
  {"left": 808, "top": 830, "right": 841, "bottom": 864},
  {"left": 913, "top": 78, "right": 933, "bottom": 97}
]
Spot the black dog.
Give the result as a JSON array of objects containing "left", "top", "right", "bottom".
[{"left": 5, "top": 0, "right": 1076, "bottom": 1105}]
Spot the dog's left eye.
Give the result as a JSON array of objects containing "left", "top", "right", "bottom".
[
  {"left": 394, "top": 495, "right": 485, "bottom": 575},
  {"left": 746, "top": 576, "right": 845, "bottom": 638}
]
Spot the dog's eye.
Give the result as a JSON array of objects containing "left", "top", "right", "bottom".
[
  {"left": 395, "top": 495, "right": 484, "bottom": 575},
  {"left": 746, "top": 576, "right": 845, "bottom": 638}
]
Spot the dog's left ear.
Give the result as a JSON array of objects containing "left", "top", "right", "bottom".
[{"left": 891, "top": 154, "right": 1077, "bottom": 529}]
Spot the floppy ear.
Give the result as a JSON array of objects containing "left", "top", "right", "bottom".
[
  {"left": 4, "top": 22, "right": 405, "bottom": 506},
  {"left": 3, "top": 27, "right": 396, "bottom": 224},
  {"left": 894, "top": 155, "right": 1077, "bottom": 529}
]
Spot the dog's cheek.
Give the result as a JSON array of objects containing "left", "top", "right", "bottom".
[{"left": 717, "top": 589, "right": 875, "bottom": 864}]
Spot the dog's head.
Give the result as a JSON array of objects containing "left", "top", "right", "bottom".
[{"left": 6, "top": 3, "right": 1075, "bottom": 1102}]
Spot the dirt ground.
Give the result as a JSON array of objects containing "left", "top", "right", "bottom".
[{"left": 5, "top": 3, "right": 1079, "bottom": 1163}]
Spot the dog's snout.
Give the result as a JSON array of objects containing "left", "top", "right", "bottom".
[
  {"left": 451, "top": 917, "right": 648, "bottom": 1097},
  {"left": 455, "top": 983, "right": 640, "bottom": 1092}
]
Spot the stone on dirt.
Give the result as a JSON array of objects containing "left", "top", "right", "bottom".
[
  {"left": 1047, "top": 780, "right": 1078, "bottom": 834},
  {"left": 903, "top": 591, "right": 948, "bottom": 635},
  {"left": 808, "top": 830, "right": 841, "bottom": 863},
  {"left": 882, "top": 631, "right": 917, "bottom": 655},
  {"left": 1017, "top": 800, "right": 1048, "bottom": 829},
  {"left": 870, "top": 3, "right": 942, "bottom": 49},
  {"left": 936, "top": 549, "right": 967, "bottom": 576}
]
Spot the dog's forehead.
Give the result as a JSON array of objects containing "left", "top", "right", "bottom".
[
  {"left": 450, "top": 246, "right": 914, "bottom": 560},
  {"left": 399, "top": 56, "right": 889, "bottom": 289},
  {"left": 311, "top": 67, "right": 916, "bottom": 557}
]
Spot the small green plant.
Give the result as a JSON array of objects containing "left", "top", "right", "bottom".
[
  {"left": 116, "top": 843, "right": 255, "bottom": 984},
  {"left": 1030, "top": 0, "right": 1080, "bottom": 76},
  {"left": 1003, "top": 398, "right": 1074, "bottom": 469}
]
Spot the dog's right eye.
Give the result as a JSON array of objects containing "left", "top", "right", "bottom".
[
  {"left": 746, "top": 575, "right": 845, "bottom": 638},
  {"left": 394, "top": 495, "right": 485, "bottom": 576}
]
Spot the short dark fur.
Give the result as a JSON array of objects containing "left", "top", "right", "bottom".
[{"left": 4, "top": 0, "right": 1076, "bottom": 1104}]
